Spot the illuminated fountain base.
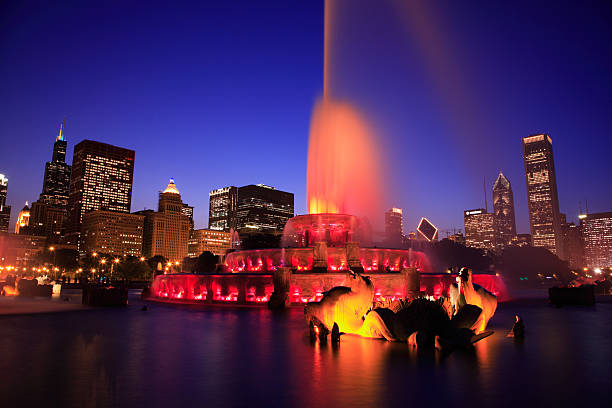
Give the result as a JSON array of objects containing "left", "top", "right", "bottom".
[
  {"left": 148, "top": 271, "right": 504, "bottom": 306},
  {"left": 148, "top": 214, "right": 505, "bottom": 306}
]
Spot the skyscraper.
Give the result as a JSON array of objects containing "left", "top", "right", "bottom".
[
  {"left": 385, "top": 208, "right": 403, "bottom": 246},
  {"left": 581, "top": 212, "right": 612, "bottom": 269},
  {"left": 27, "top": 123, "right": 72, "bottom": 240},
  {"left": 522, "top": 134, "right": 564, "bottom": 257},
  {"left": 464, "top": 209, "right": 496, "bottom": 250},
  {"left": 562, "top": 221, "right": 584, "bottom": 270},
  {"left": 209, "top": 186, "right": 238, "bottom": 231},
  {"left": 39, "top": 121, "right": 71, "bottom": 207},
  {"left": 235, "top": 184, "right": 294, "bottom": 233},
  {"left": 182, "top": 203, "right": 194, "bottom": 236},
  {"left": 492, "top": 172, "right": 516, "bottom": 248},
  {"left": 0, "top": 174, "right": 10, "bottom": 232},
  {"left": 66, "top": 140, "right": 135, "bottom": 248},
  {"left": 141, "top": 179, "right": 190, "bottom": 261}
]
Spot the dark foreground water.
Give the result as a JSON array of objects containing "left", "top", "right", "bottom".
[{"left": 1, "top": 291, "right": 610, "bottom": 408}]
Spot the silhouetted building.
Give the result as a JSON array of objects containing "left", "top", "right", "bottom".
[
  {"left": 66, "top": 140, "right": 135, "bottom": 249},
  {"left": 81, "top": 210, "right": 144, "bottom": 257},
  {"left": 209, "top": 186, "right": 238, "bottom": 231},
  {"left": 235, "top": 184, "right": 294, "bottom": 233},
  {"left": 0, "top": 174, "right": 11, "bottom": 233},
  {"left": 492, "top": 172, "right": 516, "bottom": 248},
  {"left": 385, "top": 208, "right": 403, "bottom": 246},
  {"left": 188, "top": 229, "right": 232, "bottom": 258},
  {"left": 562, "top": 221, "right": 584, "bottom": 270},
  {"left": 448, "top": 231, "right": 466, "bottom": 245},
  {"left": 14, "top": 202, "right": 30, "bottom": 234},
  {"left": 39, "top": 121, "right": 71, "bottom": 207},
  {"left": 581, "top": 212, "right": 612, "bottom": 269},
  {"left": 522, "top": 134, "right": 564, "bottom": 257},
  {"left": 141, "top": 179, "right": 190, "bottom": 262},
  {"left": 28, "top": 201, "right": 65, "bottom": 240},
  {"left": 464, "top": 209, "right": 495, "bottom": 250}
]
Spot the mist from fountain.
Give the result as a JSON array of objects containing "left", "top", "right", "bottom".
[{"left": 306, "top": 0, "right": 385, "bottom": 221}]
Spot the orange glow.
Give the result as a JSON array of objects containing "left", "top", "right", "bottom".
[
  {"left": 2, "top": 285, "right": 18, "bottom": 296},
  {"left": 306, "top": 99, "right": 384, "bottom": 219}
]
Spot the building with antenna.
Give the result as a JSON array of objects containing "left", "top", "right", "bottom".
[
  {"left": 40, "top": 120, "right": 71, "bottom": 207},
  {"left": 28, "top": 121, "right": 72, "bottom": 240}
]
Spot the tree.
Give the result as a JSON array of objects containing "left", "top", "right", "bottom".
[
  {"left": 193, "top": 251, "right": 219, "bottom": 274},
  {"left": 54, "top": 249, "right": 79, "bottom": 270},
  {"left": 501, "top": 246, "right": 571, "bottom": 286},
  {"left": 425, "top": 239, "right": 494, "bottom": 272},
  {"left": 147, "top": 255, "right": 167, "bottom": 275},
  {"left": 115, "top": 256, "right": 152, "bottom": 281}
]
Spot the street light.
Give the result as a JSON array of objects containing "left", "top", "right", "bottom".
[
  {"left": 111, "top": 258, "right": 120, "bottom": 277},
  {"left": 49, "top": 246, "right": 56, "bottom": 276}
]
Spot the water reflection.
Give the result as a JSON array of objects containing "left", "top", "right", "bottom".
[{"left": 0, "top": 295, "right": 611, "bottom": 407}]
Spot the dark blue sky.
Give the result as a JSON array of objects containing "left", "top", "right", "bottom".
[{"left": 1, "top": 0, "right": 611, "bottom": 235}]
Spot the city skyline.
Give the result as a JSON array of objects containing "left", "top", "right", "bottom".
[{"left": 1, "top": 1, "right": 611, "bottom": 234}]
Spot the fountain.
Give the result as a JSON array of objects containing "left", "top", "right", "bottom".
[{"left": 147, "top": 0, "right": 505, "bottom": 307}]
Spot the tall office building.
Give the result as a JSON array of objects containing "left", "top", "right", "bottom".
[
  {"left": 0, "top": 174, "right": 11, "bottom": 233},
  {"left": 141, "top": 179, "right": 190, "bottom": 261},
  {"left": 464, "top": 209, "right": 496, "bottom": 250},
  {"left": 562, "top": 221, "right": 584, "bottom": 270},
  {"left": 522, "top": 134, "right": 564, "bottom": 257},
  {"left": 492, "top": 172, "right": 517, "bottom": 248},
  {"left": 236, "top": 184, "right": 294, "bottom": 233},
  {"left": 182, "top": 203, "right": 194, "bottom": 236},
  {"left": 66, "top": 140, "right": 135, "bottom": 248},
  {"left": 209, "top": 186, "right": 238, "bottom": 231},
  {"left": 581, "top": 212, "right": 612, "bottom": 269},
  {"left": 81, "top": 210, "right": 144, "bottom": 257},
  {"left": 39, "top": 121, "right": 71, "bottom": 207},
  {"left": 28, "top": 123, "right": 72, "bottom": 240},
  {"left": 385, "top": 207, "right": 403, "bottom": 246}
]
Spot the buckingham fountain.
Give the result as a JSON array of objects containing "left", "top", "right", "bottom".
[{"left": 147, "top": 0, "right": 503, "bottom": 345}]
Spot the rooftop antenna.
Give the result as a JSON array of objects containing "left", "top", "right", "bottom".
[{"left": 483, "top": 176, "right": 488, "bottom": 213}]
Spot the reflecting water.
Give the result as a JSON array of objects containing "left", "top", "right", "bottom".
[{"left": 1, "top": 292, "right": 610, "bottom": 407}]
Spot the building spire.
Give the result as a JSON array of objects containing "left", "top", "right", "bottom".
[{"left": 56, "top": 118, "right": 66, "bottom": 141}]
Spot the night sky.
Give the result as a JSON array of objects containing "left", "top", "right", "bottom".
[{"left": 1, "top": 0, "right": 611, "bottom": 235}]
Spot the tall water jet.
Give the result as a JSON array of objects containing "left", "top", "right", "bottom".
[{"left": 306, "top": 0, "right": 384, "bottom": 221}]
